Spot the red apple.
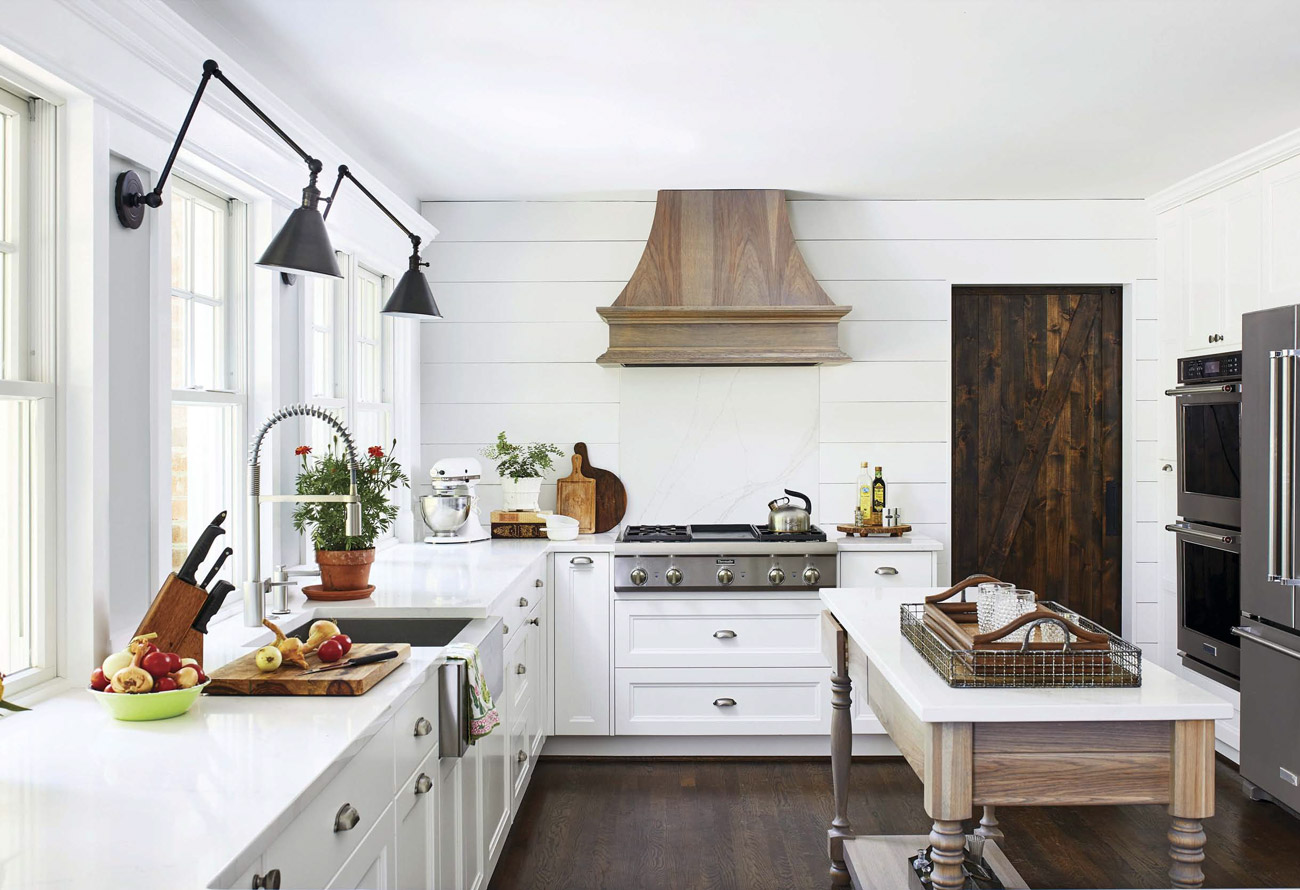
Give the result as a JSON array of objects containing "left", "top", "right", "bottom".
[
  {"left": 163, "top": 652, "right": 182, "bottom": 673},
  {"left": 331, "top": 634, "right": 352, "bottom": 657},
  {"left": 316, "top": 639, "right": 344, "bottom": 663},
  {"left": 141, "top": 650, "right": 172, "bottom": 679},
  {"left": 153, "top": 676, "right": 179, "bottom": 693},
  {"left": 89, "top": 668, "right": 110, "bottom": 691}
]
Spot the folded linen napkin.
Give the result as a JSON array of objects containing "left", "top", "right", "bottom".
[{"left": 444, "top": 643, "right": 500, "bottom": 742}]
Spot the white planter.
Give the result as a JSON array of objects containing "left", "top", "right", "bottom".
[{"left": 501, "top": 476, "right": 543, "bottom": 511}]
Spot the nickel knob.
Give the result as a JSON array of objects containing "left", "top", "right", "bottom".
[
  {"left": 630, "top": 566, "right": 648, "bottom": 586},
  {"left": 802, "top": 566, "right": 821, "bottom": 585},
  {"left": 768, "top": 566, "right": 785, "bottom": 586},
  {"left": 716, "top": 567, "right": 734, "bottom": 585},
  {"left": 665, "top": 566, "right": 683, "bottom": 586}
]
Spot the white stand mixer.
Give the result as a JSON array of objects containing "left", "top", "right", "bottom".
[{"left": 422, "top": 457, "right": 491, "bottom": 544}]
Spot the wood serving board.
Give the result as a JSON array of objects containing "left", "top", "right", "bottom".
[
  {"left": 575, "top": 442, "right": 626, "bottom": 534},
  {"left": 205, "top": 643, "right": 411, "bottom": 696},
  {"left": 837, "top": 522, "right": 912, "bottom": 537},
  {"left": 555, "top": 454, "right": 596, "bottom": 534}
]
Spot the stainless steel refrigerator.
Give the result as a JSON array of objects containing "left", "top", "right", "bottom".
[{"left": 1241, "top": 304, "right": 1300, "bottom": 810}]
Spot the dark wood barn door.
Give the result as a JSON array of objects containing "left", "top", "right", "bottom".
[{"left": 952, "top": 286, "right": 1123, "bottom": 631}]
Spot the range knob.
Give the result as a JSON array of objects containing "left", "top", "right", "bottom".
[
  {"left": 768, "top": 566, "right": 785, "bottom": 586},
  {"left": 716, "top": 567, "right": 734, "bottom": 586},
  {"left": 630, "top": 566, "right": 649, "bottom": 586},
  {"left": 802, "top": 566, "right": 821, "bottom": 586},
  {"left": 665, "top": 567, "right": 683, "bottom": 586}
]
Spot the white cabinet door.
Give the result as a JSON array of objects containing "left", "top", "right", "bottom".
[
  {"left": 1264, "top": 154, "right": 1300, "bottom": 308},
  {"left": 395, "top": 752, "right": 438, "bottom": 890},
  {"left": 223, "top": 856, "right": 263, "bottom": 890},
  {"left": 461, "top": 741, "right": 483, "bottom": 890},
  {"left": 553, "top": 552, "right": 612, "bottom": 735},
  {"left": 838, "top": 551, "right": 936, "bottom": 588},
  {"left": 1184, "top": 189, "right": 1225, "bottom": 351},
  {"left": 436, "top": 757, "right": 461, "bottom": 890},
  {"left": 481, "top": 697, "right": 510, "bottom": 874},
  {"left": 327, "top": 803, "right": 396, "bottom": 889},
  {"left": 1221, "top": 173, "right": 1263, "bottom": 344}
]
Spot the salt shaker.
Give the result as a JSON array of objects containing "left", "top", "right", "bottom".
[{"left": 883, "top": 507, "right": 900, "bottom": 527}]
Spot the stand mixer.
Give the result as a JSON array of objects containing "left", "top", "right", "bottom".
[{"left": 421, "top": 457, "right": 491, "bottom": 544}]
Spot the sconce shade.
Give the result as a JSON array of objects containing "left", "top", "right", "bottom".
[
  {"left": 382, "top": 265, "right": 442, "bottom": 319},
  {"left": 257, "top": 204, "right": 342, "bottom": 279}
]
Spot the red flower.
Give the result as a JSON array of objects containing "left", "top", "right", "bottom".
[
  {"left": 295, "top": 445, "right": 312, "bottom": 456},
  {"left": 368, "top": 445, "right": 385, "bottom": 458}
]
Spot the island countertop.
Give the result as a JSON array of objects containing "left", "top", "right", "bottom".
[{"left": 820, "top": 586, "right": 1234, "bottom": 723}]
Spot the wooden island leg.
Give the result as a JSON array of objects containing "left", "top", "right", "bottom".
[
  {"left": 824, "top": 612, "right": 854, "bottom": 888},
  {"left": 1169, "top": 720, "right": 1215, "bottom": 889},
  {"left": 975, "top": 805, "right": 1004, "bottom": 841},
  {"left": 924, "top": 722, "right": 974, "bottom": 890}
]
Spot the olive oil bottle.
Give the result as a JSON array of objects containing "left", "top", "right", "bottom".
[
  {"left": 870, "top": 466, "right": 886, "bottom": 525},
  {"left": 857, "top": 462, "right": 874, "bottom": 519}
]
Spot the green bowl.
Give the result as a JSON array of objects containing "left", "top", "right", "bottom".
[{"left": 88, "top": 680, "right": 210, "bottom": 721}]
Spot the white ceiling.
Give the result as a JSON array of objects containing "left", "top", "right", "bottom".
[{"left": 164, "top": 0, "right": 1300, "bottom": 204}]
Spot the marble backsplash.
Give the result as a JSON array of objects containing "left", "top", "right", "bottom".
[{"left": 618, "top": 366, "right": 821, "bottom": 526}]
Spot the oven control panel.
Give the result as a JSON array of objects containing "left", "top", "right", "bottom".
[{"left": 1178, "top": 350, "right": 1241, "bottom": 385}]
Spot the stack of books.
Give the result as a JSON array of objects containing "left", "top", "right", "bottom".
[{"left": 489, "top": 510, "right": 552, "bottom": 538}]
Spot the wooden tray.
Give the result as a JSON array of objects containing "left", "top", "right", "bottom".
[
  {"left": 205, "top": 642, "right": 411, "bottom": 696},
  {"left": 576, "top": 442, "right": 626, "bottom": 534},
  {"left": 837, "top": 522, "right": 912, "bottom": 537}
]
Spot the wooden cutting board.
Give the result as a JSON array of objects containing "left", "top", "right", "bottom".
[
  {"left": 575, "top": 442, "right": 627, "bottom": 534},
  {"left": 205, "top": 643, "right": 411, "bottom": 696},
  {"left": 555, "top": 453, "right": 596, "bottom": 534}
]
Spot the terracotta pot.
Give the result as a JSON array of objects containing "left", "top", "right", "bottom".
[{"left": 315, "top": 548, "right": 376, "bottom": 591}]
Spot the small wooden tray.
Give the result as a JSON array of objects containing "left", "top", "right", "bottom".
[
  {"left": 837, "top": 522, "right": 912, "bottom": 537},
  {"left": 206, "top": 642, "right": 411, "bottom": 696}
]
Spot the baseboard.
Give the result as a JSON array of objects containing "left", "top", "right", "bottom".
[{"left": 540, "top": 734, "right": 901, "bottom": 758}]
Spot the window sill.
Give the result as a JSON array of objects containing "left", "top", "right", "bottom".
[{"left": 5, "top": 675, "right": 76, "bottom": 710}]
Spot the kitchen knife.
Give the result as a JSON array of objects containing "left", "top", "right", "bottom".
[
  {"left": 303, "top": 649, "right": 400, "bottom": 674},
  {"left": 200, "top": 546, "right": 234, "bottom": 589},
  {"left": 177, "top": 510, "right": 227, "bottom": 586},
  {"left": 191, "top": 580, "right": 235, "bottom": 633}
]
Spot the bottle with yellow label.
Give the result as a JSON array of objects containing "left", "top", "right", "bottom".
[
  {"left": 857, "top": 462, "right": 873, "bottom": 519},
  {"left": 870, "top": 466, "right": 887, "bottom": 525}
]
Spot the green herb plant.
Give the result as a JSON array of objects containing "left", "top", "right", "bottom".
[
  {"left": 480, "top": 431, "right": 564, "bottom": 480},
  {"left": 292, "top": 440, "right": 409, "bottom": 551}
]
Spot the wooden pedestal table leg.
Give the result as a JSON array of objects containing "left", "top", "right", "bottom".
[
  {"left": 1169, "top": 720, "right": 1215, "bottom": 889},
  {"left": 823, "top": 612, "right": 854, "bottom": 888},
  {"left": 974, "top": 805, "right": 1004, "bottom": 842},
  {"left": 924, "top": 722, "right": 974, "bottom": 890}
]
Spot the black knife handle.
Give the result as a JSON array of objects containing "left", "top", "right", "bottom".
[
  {"left": 200, "top": 546, "right": 234, "bottom": 589},
  {"left": 178, "top": 522, "right": 226, "bottom": 586},
  {"left": 348, "top": 650, "right": 399, "bottom": 667},
  {"left": 192, "top": 580, "right": 235, "bottom": 633}
]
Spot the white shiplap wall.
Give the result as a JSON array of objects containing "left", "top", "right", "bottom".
[{"left": 419, "top": 199, "right": 1157, "bottom": 599}]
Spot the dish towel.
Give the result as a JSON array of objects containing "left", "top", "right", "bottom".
[{"left": 444, "top": 643, "right": 500, "bottom": 742}]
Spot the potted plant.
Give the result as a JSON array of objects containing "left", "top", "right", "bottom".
[
  {"left": 292, "top": 440, "right": 409, "bottom": 592},
  {"left": 481, "top": 432, "right": 564, "bottom": 512}
]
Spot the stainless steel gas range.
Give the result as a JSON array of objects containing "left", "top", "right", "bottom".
[{"left": 613, "top": 524, "right": 838, "bottom": 593}]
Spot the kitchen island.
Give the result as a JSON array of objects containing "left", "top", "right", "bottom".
[{"left": 820, "top": 586, "right": 1234, "bottom": 890}]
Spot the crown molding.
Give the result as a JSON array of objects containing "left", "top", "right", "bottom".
[
  {"left": 1147, "top": 125, "right": 1300, "bottom": 214},
  {"left": 6, "top": 0, "right": 435, "bottom": 267}
]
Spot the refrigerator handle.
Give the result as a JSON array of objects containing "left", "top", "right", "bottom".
[
  {"left": 1286, "top": 352, "right": 1296, "bottom": 582},
  {"left": 1270, "top": 350, "right": 1283, "bottom": 581}
]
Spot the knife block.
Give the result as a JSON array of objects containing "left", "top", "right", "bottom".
[{"left": 132, "top": 573, "right": 207, "bottom": 665}]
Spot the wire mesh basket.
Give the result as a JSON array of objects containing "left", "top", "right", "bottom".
[{"left": 901, "top": 601, "right": 1142, "bottom": 688}]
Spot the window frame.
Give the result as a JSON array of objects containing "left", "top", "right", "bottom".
[
  {"left": 167, "top": 177, "right": 249, "bottom": 587},
  {"left": 0, "top": 86, "right": 57, "bottom": 695}
]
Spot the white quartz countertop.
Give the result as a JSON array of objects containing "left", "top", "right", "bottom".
[
  {"left": 820, "top": 587, "right": 1234, "bottom": 724},
  {"left": 828, "top": 530, "right": 943, "bottom": 552}
]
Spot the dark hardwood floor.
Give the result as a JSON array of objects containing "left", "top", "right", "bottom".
[{"left": 488, "top": 757, "right": 1300, "bottom": 890}]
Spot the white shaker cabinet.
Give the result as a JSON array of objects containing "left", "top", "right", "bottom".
[
  {"left": 326, "top": 803, "right": 397, "bottom": 889},
  {"left": 838, "top": 550, "right": 937, "bottom": 588},
  {"left": 1263, "top": 153, "right": 1300, "bottom": 308},
  {"left": 552, "top": 552, "right": 612, "bottom": 735},
  {"left": 1178, "top": 173, "right": 1262, "bottom": 352},
  {"left": 395, "top": 751, "right": 438, "bottom": 890}
]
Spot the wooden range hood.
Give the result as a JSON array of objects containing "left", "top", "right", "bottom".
[{"left": 596, "top": 189, "right": 851, "bottom": 366}]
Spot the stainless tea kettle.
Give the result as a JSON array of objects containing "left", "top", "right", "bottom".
[{"left": 767, "top": 489, "right": 813, "bottom": 533}]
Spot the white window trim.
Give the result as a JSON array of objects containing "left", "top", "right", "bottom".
[{"left": 1, "top": 88, "right": 57, "bottom": 696}]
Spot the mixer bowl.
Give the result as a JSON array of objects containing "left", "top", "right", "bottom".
[{"left": 421, "top": 493, "right": 471, "bottom": 536}]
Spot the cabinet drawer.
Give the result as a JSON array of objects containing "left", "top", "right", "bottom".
[
  {"left": 615, "top": 667, "right": 830, "bottom": 735},
  {"left": 394, "top": 677, "right": 439, "bottom": 788},
  {"left": 614, "top": 598, "right": 824, "bottom": 668},
  {"left": 496, "top": 567, "right": 545, "bottom": 638},
  {"left": 838, "top": 551, "right": 934, "bottom": 587},
  {"left": 266, "top": 717, "right": 395, "bottom": 890},
  {"left": 397, "top": 745, "right": 438, "bottom": 823},
  {"left": 505, "top": 622, "right": 534, "bottom": 709}
]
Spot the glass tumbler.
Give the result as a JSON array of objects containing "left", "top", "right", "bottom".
[
  {"left": 994, "top": 589, "right": 1037, "bottom": 641},
  {"left": 976, "top": 582, "right": 1015, "bottom": 634}
]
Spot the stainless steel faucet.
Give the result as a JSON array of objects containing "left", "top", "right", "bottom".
[{"left": 244, "top": 404, "right": 363, "bottom": 626}]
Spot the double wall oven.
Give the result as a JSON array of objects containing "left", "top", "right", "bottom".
[{"left": 1165, "top": 350, "right": 1242, "bottom": 687}]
